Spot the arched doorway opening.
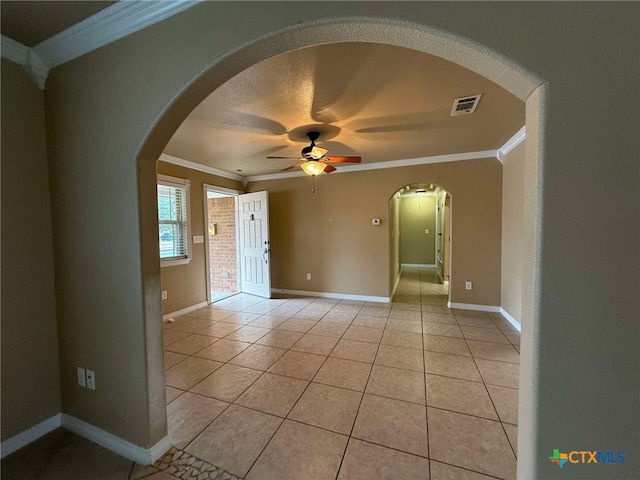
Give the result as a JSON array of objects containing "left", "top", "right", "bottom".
[
  {"left": 136, "top": 17, "right": 542, "bottom": 478},
  {"left": 389, "top": 183, "right": 451, "bottom": 305}
]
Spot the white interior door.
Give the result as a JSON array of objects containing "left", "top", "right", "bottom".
[{"left": 238, "top": 191, "right": 271, "bottom": 298}]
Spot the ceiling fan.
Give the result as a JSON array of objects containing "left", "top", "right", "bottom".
[{"left": 266, "top": 131, "right": 361, "bottom": 175}]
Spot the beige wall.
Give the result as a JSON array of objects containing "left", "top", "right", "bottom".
[
  {"left": 29, "top": 2, "right": 637, "bottom": 476},
  {"left": 501, "top": 142, "right": 525, "bottom": 324},
  {"left": 248, "top": 158, "right": 502, "bottom": 305},
  {"left": 1, "top": 59, "right": 61, "bottom": 440},
  {"left": 157, "top": 162, "right": 243, "bottom": 314},
  {"left": 389, "top": 193, "right": 401, "bottom": 293},
  {"left": 400, "top": 196, "right": 437, "bottom": 265}
]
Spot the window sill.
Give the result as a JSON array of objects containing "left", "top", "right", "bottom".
[{"left": 161, "top": 257, "right": 192, "bottom": 268}]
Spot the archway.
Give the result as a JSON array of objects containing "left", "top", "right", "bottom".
[
  {"left": 136, "top": 17, "right": 543, "bottom": 477},
  {"left": 389, "top": 183, "right": 451, "bottom": 304}
]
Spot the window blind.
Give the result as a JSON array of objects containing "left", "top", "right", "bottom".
[{"left": 157, "top": 176, "right": 189, "bottom": 261}]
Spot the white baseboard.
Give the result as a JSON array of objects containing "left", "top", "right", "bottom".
[
  {"left": 163, "top": 301, "right": 208, "bottom": 321},
  {"left": 401, "top": 263, "right": 436, "bottom": 268},
  {"left": 61, "top": 414, "right": 171, "bottom": 465},
  {"left": 271, "top": 288, "right": 390, "bottom": 304},
  {"left": 447, "top": 301, "right": 501, "bottom": 313},
  {"left": 499, "top": 307, "right": 522, "bottom": 332},
  {"left": 0, "top": 413, "right": 62, "bottom": 458}
]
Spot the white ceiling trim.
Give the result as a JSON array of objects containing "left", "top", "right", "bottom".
[
  {"left": 497, "top": 126, "right": 526, "bottom": 162},
  {"left": 1, "top": 34, "right": 49, "bottom": 89},
  {"left": 159, "top": 154, "right": 244, "bottom": 182},
  {"left": 246, "top": 149, "right": 499, "bottom": 183},
  {"left": 33, "top": 0, "right": 202, "bottom": 69},
  {"left": 1, "top": 34, "right": 27, "bottom": 64},
  {"left": 1, "top": 1, "right": 201, "bottom": 89}
]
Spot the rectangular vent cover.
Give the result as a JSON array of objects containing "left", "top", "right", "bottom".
[{"left": 451, "top": 94, "right": 482, "bottom": 116}]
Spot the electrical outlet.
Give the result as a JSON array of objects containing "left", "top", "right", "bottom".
[
  {"left": 465, "top": 281, "right": 473, "bottom": 290},
  {"left": 77, "top": 367, "right": 86, "bottom": 387},
  {"left": 86, "top": 370, "right": 96, "bottom": 390},
  {"left": 162, "top": 290, "right": 167, "bottom": 300},
  {"left": 306, "top": 273, "right": 311, "bottom": 280}
]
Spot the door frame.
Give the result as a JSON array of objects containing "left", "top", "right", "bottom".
[{"left": 202, "top": 184, "right": 243, "bottom": 304}]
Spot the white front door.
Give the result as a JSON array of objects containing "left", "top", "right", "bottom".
[{"left": 238, "top": 191, "right": 271, "bottom": 298}]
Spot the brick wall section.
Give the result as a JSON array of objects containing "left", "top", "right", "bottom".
[{"left": 208, "top": 197, "right": 238, "bottom": 293}]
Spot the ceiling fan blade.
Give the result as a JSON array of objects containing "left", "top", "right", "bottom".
[
  {"left": 280, "top": 162, "right": 304, "bottom": 171},
  {"left": 267, "top": 156, "right": 301, "bottom": 159},
  {"left": 322, "top": 156, "right": 361, "bottom": 163},
  {"left": 324, "top": 164, "right": 337, "bottom": 173}
]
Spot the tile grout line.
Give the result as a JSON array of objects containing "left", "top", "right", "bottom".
[
  {"left": 171, "top": 296, "right": 323, "bottom": 459},
  {"left": 418, "top": 266, "right": 443, "bottom": 480},
  {"left": 179, "top": 295, "right": 320, "bottom": 477},
  {"left": 243, "top": 298, "right": 364, "bottom": 479},
  {"left": 332, "top": 302, "right": 388, "bottom": 480},
  {"left": 458, "top": 312, "right": 519, "bottom": 460}
]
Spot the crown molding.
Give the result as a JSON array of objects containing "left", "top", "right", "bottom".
[
  {"left": 245, "top": 169, "right": 307, "bottom": 183},
  {"left": 497, "top": 126, "right": 526, "bottom": 163},
  {"left": 159, "top": 153, "right": 244, "bottom": 182},
  {"left": 1, "top": 34, "right": 27, "bottom": 64},
  {"left": 24, "top": 49, "right": 49, "bottom": 89},
  {"left": 245, "top": 149, "right": 498, "bottom": 183},
  {"left": 1, "top": 1, "right": 200, "bottom": 89},
  {"left": 33, "top": 0, "right": 201, "bottom": 69},
  {"left": 1, "top": 35, "right": 49, "bottom": 89}
]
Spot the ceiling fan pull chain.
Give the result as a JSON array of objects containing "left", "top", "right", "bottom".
[{"left": 312, "top": 175, "right": 316, "bottom": 194}]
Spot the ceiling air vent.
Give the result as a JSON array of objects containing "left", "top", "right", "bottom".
[{"left": 450, "top": 94, "right": 482, "bottom": 116}]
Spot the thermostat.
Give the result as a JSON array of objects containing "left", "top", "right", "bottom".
[{"left": 372, "top": 219, "right": 381, "bottom": 226}]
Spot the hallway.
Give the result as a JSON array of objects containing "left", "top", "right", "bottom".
[{"left": 394, "top": 265, "right": 448, "bottom": 304}]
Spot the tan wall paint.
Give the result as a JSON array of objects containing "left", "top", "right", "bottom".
[
  {"left": 400, "top": 196, "right": 437, "bottom": 265},
  {"left": 248, "top": 158, "right": 502, "bottom": 305},
  {"left": 501, "top": 142, "right": 525, "bottom": 323},
  {"left": 389, "top": 193, "right": 401, "bottom": 293},
  {"left": 443, "top": 201, "right": 451, "bottom": 282},
  {"left": 1, "top": 59, "right": 61, "bottom": 440},
  {"left": 157, "top": 162, "right": 243, "bottom": 313},
  {"left": 33, "top": 2, "right": 637, "bottom": 475}
]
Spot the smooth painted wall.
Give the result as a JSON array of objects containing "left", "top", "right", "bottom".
[
  {"left": 389, "top": 193, "right": 401, "bottom": 293},
  {"left": 36, "top": 2, "right": 638, "bottom": 477},
  {"left": 400, "top": 196, "right": 436, "bottom": 265},
  {"left": 247, "top": 159, "right": 502, "bottom": 304},
  {"left": 501, "top": 142, "right": 525, "bottom": 324},
  {"left": 157, "top": 162, "right": 243, "bottom": 314},
  {"left": 1, "top": 59, "right": 61, "bottom": 440}
]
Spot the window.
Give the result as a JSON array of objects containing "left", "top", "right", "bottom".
[{"left": 157, "top": 174, "right": 190, "bottom": 266}]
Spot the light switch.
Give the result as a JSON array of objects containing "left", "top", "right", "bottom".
[{"left": 193, "top": 235, "right": 204, "bottom": 244}]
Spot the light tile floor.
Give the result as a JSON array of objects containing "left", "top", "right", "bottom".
[
  {"left": 2, "top": 266, "right": 520, "bottom": 480},
  {"left": 159, "top": 266, "right": 520, "bottom": 480}
]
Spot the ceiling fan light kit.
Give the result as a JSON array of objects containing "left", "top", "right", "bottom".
[
  {"left": 300, "top": 160, "right": 327, "bottom": 176},
  {"left": 267, "top": 130, "right": 362, "bottom": 176}
]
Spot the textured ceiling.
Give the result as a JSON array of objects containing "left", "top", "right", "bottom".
[
  {"left": 0, "top": 0, "right": 116, "bottom": 46},
  {"left": 164, "top": 42, "right": 525, "bottom": 177}
]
